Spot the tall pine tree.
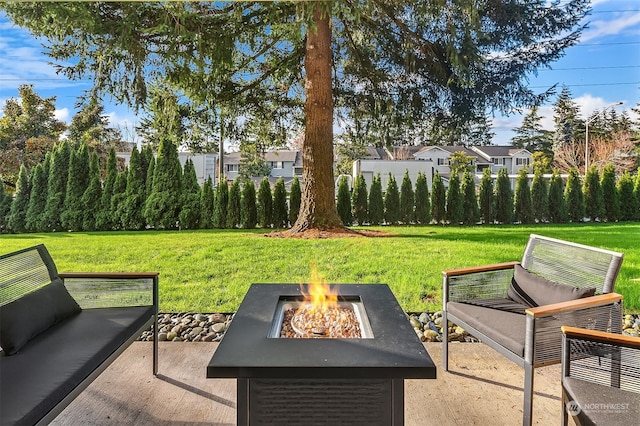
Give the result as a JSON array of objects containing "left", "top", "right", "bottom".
[
  {"left": 583, "top": 165, "right": 603, "bottom": 221},
  {"left": 478, "top": 168, "right": 494, "bottom": 224},
  {"left": 399, "top": 170, "right": 414, "bottom": 224},
  {"left": 200, "top": 176, "right": 215, "bottom": 229},
  {"left": 601, "top": 163, "right": 619, "bottom": 222},
  {"left": 494, "top": 168, "right": 513, "bottom": 224},
  {"left": 548, "top": 169, "right": 567, "bottom": 223},
  {"left": 564, "top": 167, "right": 584, "bottom": 222},
  {"left": 97, "top": 148, "right": 118, "bottom": 230},
  {"left": 120, "top": 146, "right": 147, "bottom": 230},
  {"left": 531, "top": 168, "right": 548, "bottom": 223},
  {"left": 241, "top": 180, "right": 257, "bottom": 229},
  {"left": 288, "top": 177, "right": 301, "bottom": 226},
  {"left": 43, "top": 140, "right": 71, "bottom": 231},
  {"left": 25, "top": 155, "right": 50, "bottom": 232},
  {"left": 514, "top": 168, "right": 533, "bottom": 224},
  {"left": 336, "top": 175, "right": 352, "bottom": 226},
  {"left": 368, "top": 174, "right": 384, "bottom": 226},
  {"left": 351, "top": 174, "right": 368, "bottom": 226},
  {"left": 414, "top": 172, "right": 430, "bottom": 225},
  {"left": 179, "top": 159, "right": 201, "bottom": 229},
  {"left": 257, "top": 177, "right": 273, "bottom": 228},
  {"left": 61, "top": 143, "right": 90, "bottom": 231},
  {"left": 144, "top": 137, "right": 182, "bottom": 229},
  {"left": 431, "top": 171, "right": 446, "bottom": 225},
  {"left": 7, "top": 165, "right": 31, "bottom": 233},
  {"left": 461, "top": 170, "right": 479, "bottom": 225},
  {"left": 272, "top": 177, "right": 288, "bottom": 228},
  {"left": 384, "top": 174, "right": 400, "bottom": 225},
  {"left": 226, "top": 178, "right": 241, "bottom": 229},
  {"left": 81, "top": 152, "right": 102, "bottom": 231}
]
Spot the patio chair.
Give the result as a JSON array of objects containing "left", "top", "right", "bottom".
[
  {"left": 442, "top": 234, "right": 624, "bottom": 426},
  {"left": 561, "top": 326, "right": 640, "bottom": 425}
]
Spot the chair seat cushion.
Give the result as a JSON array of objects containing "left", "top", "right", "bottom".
[
  {"left": 447, "top": 301, "right": 527, "bottom": 357},
  {"left": 563, "top": 377, "right": 640, "bottom": 425},
  {"left": 0, "top": 306, "right": 153, "bottom": 425}
]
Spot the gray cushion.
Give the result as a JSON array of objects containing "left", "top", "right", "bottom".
[
  {"left": 460, "top": 298, "right": 527, "bottom": 315},
  {"left": 563, "top": 377, "right": 640, "bottom": 425},
  {"left": 508, "top": 264, "right": 596, "bottom": 307},
  {"left": 447, "top": 301, "right": 527, "bottom": 357},
  {"left": 0, "top": 278, "right": 81, "bottom": 355},
  {"left": 0, "top": 306, "right": 153, "bottom": 425}
]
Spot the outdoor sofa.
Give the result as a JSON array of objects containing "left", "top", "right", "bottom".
[{"left": 0, "top": 244, "right": 158, "bottom": 425}]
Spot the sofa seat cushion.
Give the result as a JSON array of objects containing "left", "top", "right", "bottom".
[
  {"left": 564, "top": 377, "right": 640, "bottom": 425},
  {"left": 448, "top": 301, "right": 527, "bottom": 357},
  {"left": 0, "top": 306, "right": 153, "bottom": 426}
]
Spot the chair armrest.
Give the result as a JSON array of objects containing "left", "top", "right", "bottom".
[
  {"left": 562, "top": 326, "right": 640, "bottom": 348},
  {"left": 443, "top": 261, "right": 519, "bottom": 277},
  {"left": 525, "top": 293, "right": 623, "bottom": 317},
  {"left": 60, "top": 272, "right": 159, "bottom": 309}
]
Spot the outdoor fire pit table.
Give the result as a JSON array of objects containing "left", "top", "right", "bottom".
[{"left": 206, "top": 283, "right": 436, "bottom": 426}]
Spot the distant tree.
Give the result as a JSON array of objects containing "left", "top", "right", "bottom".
[
  {"left": 351, "top": 174, "right": 368, "bottom": 226},
  {"left": 179, "top": 159, "right": 201, "bottom": 229},
  {"left": 7, "top": 165, "right": 31, "bottom": 233},
  {"left": 368, "top": 174, "right": 384, "bottom": 226},
  {"left": 564, "top": 167, "right": 584, "bottom": 222},
  {"left": 514, "top": 168, "right": 533, "bottom": 224},
  {"left": 512, "top": 105, "right": 553, "bottom": 159},
  {"left": 61, "top": 144, "right": 90, "bottom": 231},
  {"left": 272, "top": 177, "right": 288, "bottom": 228},
  {"left": 431, "top": 171, "right": 446, "bottom": 225},
  {"left": 478, "top": 168, "right": 493, "bottom": 224},
  {"left": 43, "top": 140, "right": 71, "bottom": 231},
  {"left": 96, "top": 148, "right": 118, "bottom": 230},
  {"left": 448, "top": 151, "right": 475, "bottom": 176},
  {"left": 120, "top": 146, "right": 147, "bottom": 230},
  {"left": 288, "top": 177, "right": 301, "bottom": 226},
  {"left": 494, "top": 168, "right": 513, "bottom": 224},
  {"left": 257, "top": 177, "right": 273, "bottom": 228},
  {"left": 531, "top": 151, "right": 552, "bottom": 174},
  {"left": 384, "top": 174, "right": 400, "bottom": 225},
  {"left": 110, "top": 168, "right": 128, "bottom": 229},
  {"left": 145, "top": 153, "right": 155, "bottom": 200},
  {"left": 25, "top": 156, "right": 50, "bottom": 232},
  {"left": 336, "top": 175, "right": 352, "bottom": 226},
  {"left": 460, "top": 170, "right": 479, "bottom": 225},
  {"left": 552, "top": 86, "right": 581, "bottom": 151},
  {"left": 414, "top": 172, "right": 431, "bottom": 225},
  {"left": 241, "top": 180, "right": 257, "bottom": 229},
  {"left": 548, "top": 169, "right": 567, "bottom": 223},
  {"left": 214, "top": 182, "right": 229, "bottom": 229},
  {"left": 530, "top": 168, "right": 548, "bottom": 222},
  {"left": 583, "top": 166, "right": 603, "bottom": 221},
  {"left": 81, "top": 152, "right": 102, "bottom": 231},
  {"left": 144, "top": 137, "right": 182, "bottom": 229},
  {"left": 67, "top": 97, "right": 122, "bottom": 153},
  {"left": 226, "top": 179, "right": 242, "bottom": 229},
  {"left": 617, "top": 171, "right": 637, "bottom": 221},
  {"left": 399, "top": 170, "right": 414, "bottom": 224},
  {"left": 446, "top": 173, "right": 462, "bottom": 224},
  {"left": 600, "top": 163, "right": 619, "bottom": 222}
]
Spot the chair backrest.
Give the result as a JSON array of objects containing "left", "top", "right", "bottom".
[
  {"left": 0, "top": 245, "right": 58, "bottom": 306},
  {"left": 521, "top": 234, "right": 623, "bottom": 295}
]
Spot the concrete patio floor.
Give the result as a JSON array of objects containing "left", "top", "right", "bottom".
[{"left": 50, "top": 341, "right": 565, "bottom": 425}]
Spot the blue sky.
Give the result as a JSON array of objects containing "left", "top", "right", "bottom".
[{"left": 1, "top": 0, "right": 639, "bottom": 146}]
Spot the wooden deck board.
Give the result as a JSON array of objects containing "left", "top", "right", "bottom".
[{"left": 50, "top": 342, "right": 563, "bottom": 425}]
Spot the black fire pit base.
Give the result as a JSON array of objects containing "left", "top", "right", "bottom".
[{"left": 240, "top": 378, "right": 402, "bottom": 426}]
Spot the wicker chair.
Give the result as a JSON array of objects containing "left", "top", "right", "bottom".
[
  {"left": 442, "top": 234, "right": 624, "bottom": 426},
  {"left": 561, "top": 326, "right": 640, "bottom": 425}
]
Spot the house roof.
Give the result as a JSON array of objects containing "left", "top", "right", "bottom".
[
  {"left": 392, "top": 145, "right": 422, "bottom": 160},
  {"left": 264, "top": 150, "right": 298, "bottom": 162},
  {"left": 414, "top": 145, "right": 477, "bottom": 158},
  {"left": 471, "top": 145, "right": 530, "bottom": 159}
]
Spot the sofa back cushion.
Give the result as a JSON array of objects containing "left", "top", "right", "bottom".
[
  {"left": 508, "top": 264, "right": 596, "bottom": 308},
  {"left": 0, "top": 278, "right": 81, "bottom": 355}
]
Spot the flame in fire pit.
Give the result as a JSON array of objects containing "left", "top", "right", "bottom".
[{"left": 303, "top": 264, "right": 337, "bottom": 313}]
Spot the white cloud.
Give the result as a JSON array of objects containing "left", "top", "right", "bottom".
[
  {"left": 581, "top": 11, "right": 640, "bottom": 42},
  {"left": 54, "top": 107, "right": 69, "bottom": 122}
]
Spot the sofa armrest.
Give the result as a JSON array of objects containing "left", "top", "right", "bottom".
[
  {"left": 562, "top": 326, "right": 640, "bottom": 348},
  {"left": 443, "top": 262, "right": 519, "bottom": 303},
  {"left": 60, "top": 272, "right": 159, "bottom": 310},
  {"left": 525, "top": 293, "right": 623, "bottom": 317}
]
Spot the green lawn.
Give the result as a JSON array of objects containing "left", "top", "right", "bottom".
[{"left": 1, "top": 223, "right": 638, "bottom": 313}]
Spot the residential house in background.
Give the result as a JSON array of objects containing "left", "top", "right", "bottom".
[
  {"left": 117, "top": 151, "right": 218, "bottom": 186},
  {"left": 470, "top": 146, "right": 532, "bottom": 174}
]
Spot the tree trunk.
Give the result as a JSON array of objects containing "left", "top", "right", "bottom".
[{"left": 290, "top": 3, "right": 343, "bottom": 233}]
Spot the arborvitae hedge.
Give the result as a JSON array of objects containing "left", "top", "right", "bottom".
[
  {"left": 399, "top": 170, "right": 414, "bottom": 224},
  {"left": 548, "top": 169, "right": 566, "bottom": 223},
  {"left": 43, "top": 141, "right": 71, "bottom": 231},
  {"left": 384, "top": 174, "right": 400, "bottom": 225},
  {"left": 601, "top": 164, "right": 619, "bottom": 222},
  {"left": 214, "top": 182, "right": 229, "bottom": 229},
  {"left": 62, "top": 144, "right": 89, "bottom": 231},
  {"left": 257, "top": 177, "right": 273, "bottom": 228},
  {"left": 565, "top": 167, "right": 584, "bottom": 222},
  {"left": 272, "top": 177, "right": 288, "bottom": 228},
  {"left": 241, "top": 180, "right": 257, "bottom": 229},
  {"left": 97, "top": 148, "right": 118, "bottom": 230},
  {"left": 531, "top": 169, "right": 548, "bottom": 223},
  {"left": 352, "top": 174, "right": 368, "bottom": 226},
  {"left": 461, "top": 170, "right": 479, "bottom": 225},
  {"left": 514, "top": 168, "right": 533, "bottom": 224},
  {"left": 446, "top": 173, "right": 462, "bottom": 224},
  {"left": 110, "top": 169, "right": 128, "bottom": 229},
  {"left": 0, "top": 184, "right": 12, "bottom": 233},
  {"left": 336, "top": 175, "right": 352, "bottom": 226},
  {"left": 478, "top": 168, "right": 493, "bottom": 224},
  {"left": 7, "top": 165, "right": 30, "bottom": 233},
  {"left": 26, "top": 156, "right": 49, "bottom": 232},
  {"left": 414, "top": 172, "right": 430, "bottom": 225},
  {"left": 120, "top": 146, "right": 147, "bottom": 230},
  {"left": 583, "top": 166, "right": 603, "bottom": 221},
  {"left": 179, "top": 159, "right": 202, "bottom": 230},
  {"left": 82, "top": 152, "right": 102, "bottom": 231},
  {"left": 368, "top": 174, "right": 384, "bottom": 226},
  {"left": 289, "top": 176, "right": 301, "bottom": 226},
  {"left": 144, "top": 137, "right": 182, "bottom": 229},
  {"left": 200, "top": 177, "right": 215, "bottom": 229},
  {"left": 226, "top": 179, "right": 242, "bottom": 229},
  {"left": 431, "top": 171, "right": 446, "bottom": 225},
  {"left": 618, "top": 171, "right": 637, "bottom": 221},
  {"left": 494, "top": 168, "right": 513, "bottom": 224}
]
